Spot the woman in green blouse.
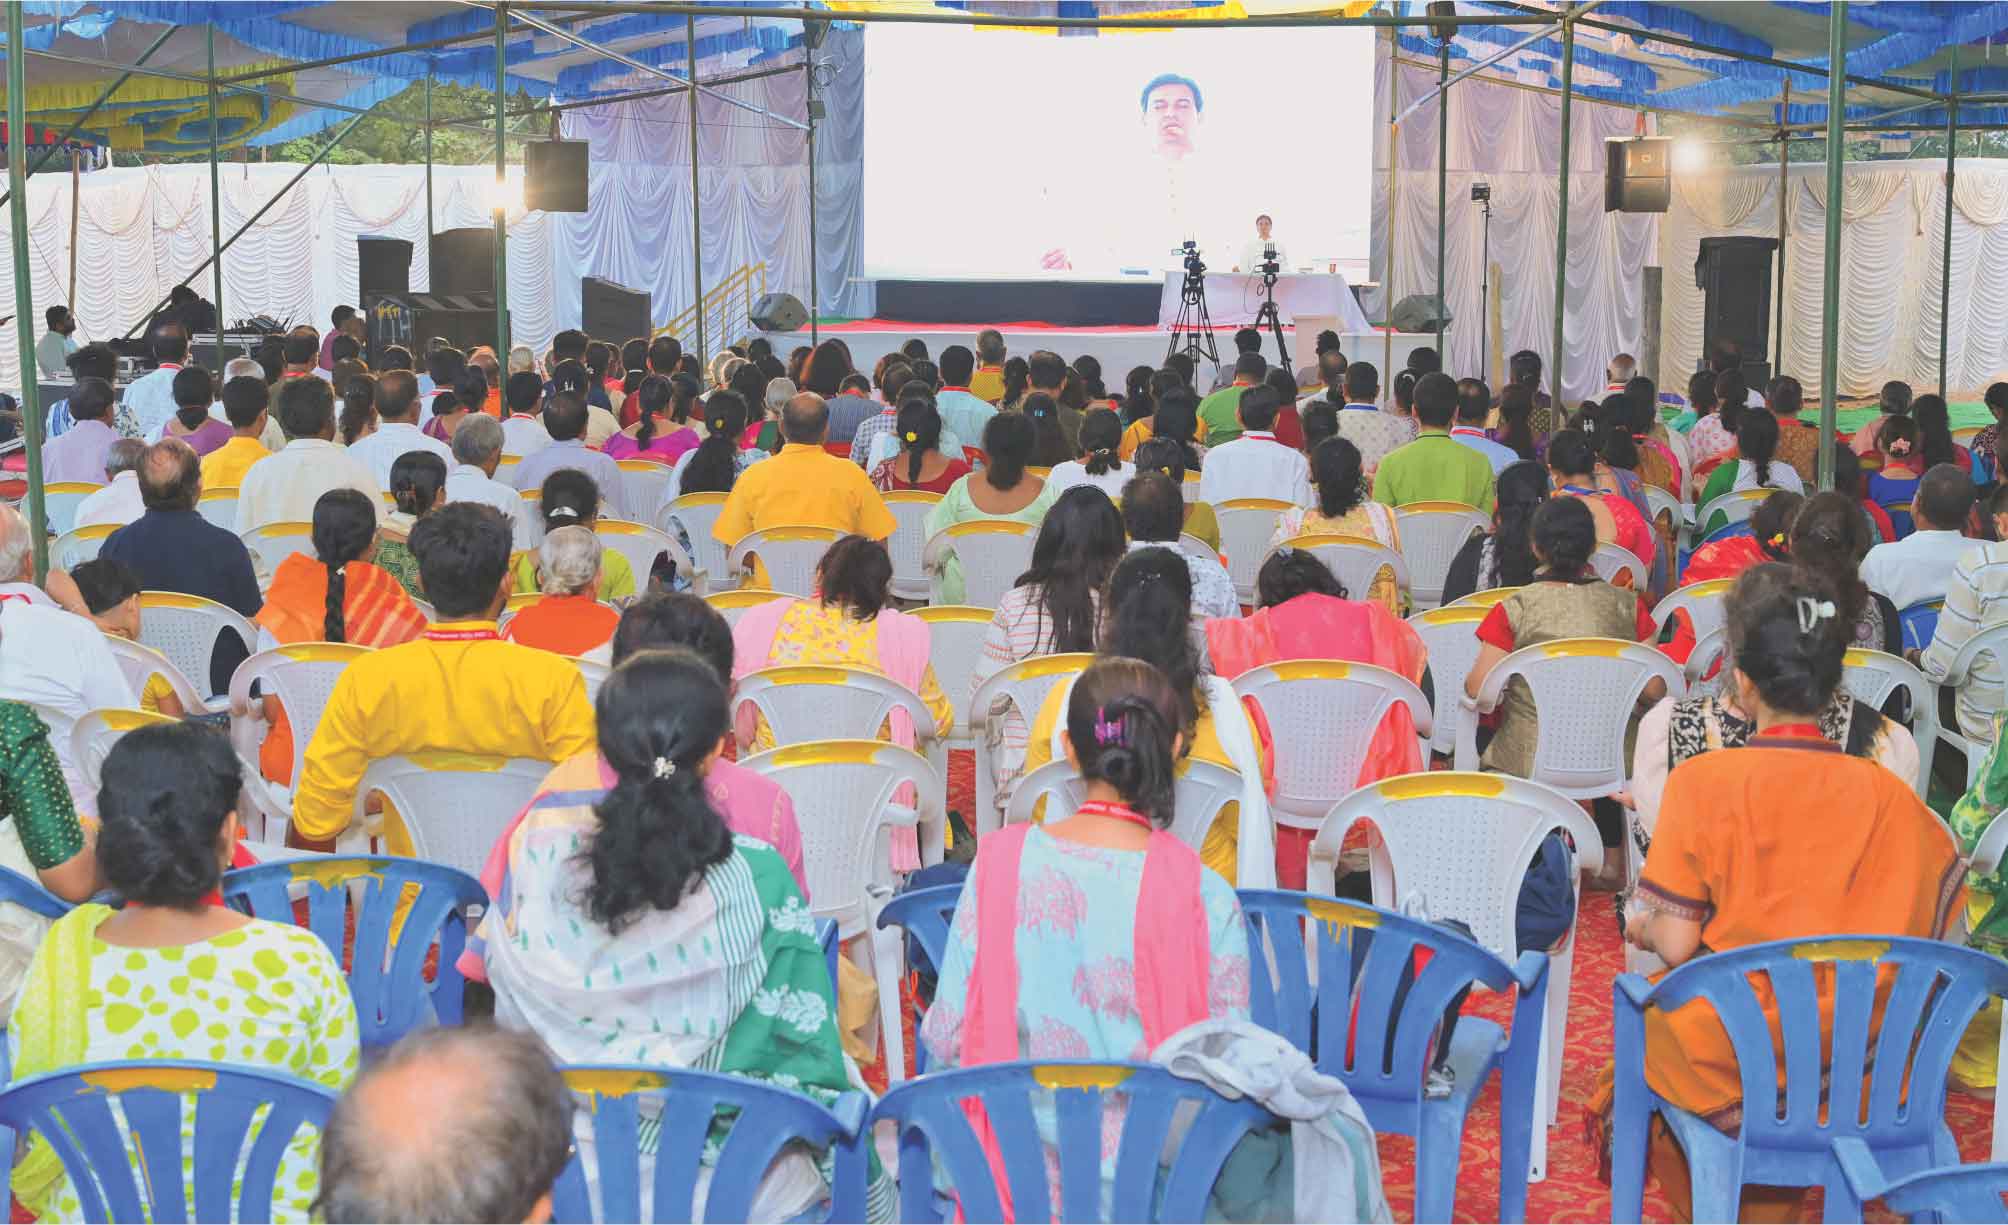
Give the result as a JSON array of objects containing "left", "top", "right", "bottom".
[{"left": 0, "top": 702, "right": 96, "bottom": 900}]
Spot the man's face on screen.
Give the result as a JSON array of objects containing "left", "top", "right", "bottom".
[{"left": 1143, "top": 83, "right": 1200, "bottom": 159}]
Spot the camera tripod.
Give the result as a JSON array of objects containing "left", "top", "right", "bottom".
[
  {"left": 1254, "top": 260, "right": 1290, "bottom": 371},
  {"left": 1166, "top": 245, "right": 1219, "bottom": 368}
]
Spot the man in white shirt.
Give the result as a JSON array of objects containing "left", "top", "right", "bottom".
[
  {"left": 444, "top": 415, "right": 538, "bottom": 552},
  {"left": 1863, "top": 465, "right": 1979, "bottom": 613},
  {"left": 72, "top": 439, "right": 148, "bottom": 530},
  {"left": 1199, "top": 385, "right": 1312, "bottom": 507},
  {"left": 347, "top": 370, "right": 454, "bottom": 489},
  {"left": 1123, "top": 471, "right": 1239, "bottom": 668},
  {"left": 36, "top": 306, "right": 77, "bottom": 378},
  {"left": 1919, "top": 483, "right": 2008, "bottom": 742},
  {"left": 120, "top": 321, "right": 192, "bottom": 441},
  {"left": 207, "top": 357, "right": 287, "bottom": 452},
  {"left": 1236, "top": 213, "right": 1289, "bottom": 273},
  {"left": 1330, "top": 361, "right": 1415, "bottom": 477},
  {"left": 235, "top": 375, "right": 384, "bottom": 533},
  {"left": 499, "top": 370, "right": 553, "bottom": 459},
  {"left": 509, "top": 391, "right": 624, "bottom": 502},
  {"left": 1449, "top": 378, "right": 1521, "bottom": 475}
]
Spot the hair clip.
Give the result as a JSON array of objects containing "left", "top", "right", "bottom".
[
  {"left": 1768, "top": 532, "right": 1787, "bottom": 549},
  {"left": 548, "top": 505, "right": 580, "bottom": 520},
  {"left": 652, "top": 756, "right": 677, "bottom": 779},
  {"left": 1888, "top": 439, "right": 1912, "bottom": 456},
  {"left": 1159, "top": 466, "right": 1174, "bottom": 477},
  {"left": 1092, "top": 707, "right": 1125, "bottom": 747},
  {"left": 1796, "top": 595, "right": 1836, "bottom": 634},
  {"left": 904, "top": 431, "right": 918, "bottom": 442}
]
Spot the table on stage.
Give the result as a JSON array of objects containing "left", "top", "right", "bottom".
[{"left": 1158, "top": 271, "right": 1371, "bottom": 333}]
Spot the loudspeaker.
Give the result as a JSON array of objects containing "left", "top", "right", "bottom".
[
  {"left": 1388, "top": 293, "right": 1453, "bottom": 334},
  {"left": 749, "top": 292, "right": 809, "bottom": 333},
  {"left": 582, "top": 277, "right": 653, "bottom": 344},
  {"left": 364, "top": 292, "right": 496, "bottom": 368},
  {"left": 429, "top": 228, "right": 495, "bottom": 296},
  {"left": 1695, "top": 236, "right": 1778, "bottom": 377},
  {"left": 525, "top": 139, "right": 589, "bottom": 213},
  {"left": 1605, "top": 138, "right": 1670, "bottom": 213},
  {"left": 356, "top": 235, "right": 411, "bottom": 297}
]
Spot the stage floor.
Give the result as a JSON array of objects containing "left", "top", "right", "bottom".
[{"left": 765, "top": 320, "right": 1439, "bottom": 395}]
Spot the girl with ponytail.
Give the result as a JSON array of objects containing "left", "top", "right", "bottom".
[
  {"left": 1867, "top": 415, "right": 1925, "bottom": 538},
  {"left": 673, "top": 388, "right": 753, "bottom": 496},
  {"left": 472, "top": 647, "right": 890, "bottom": 1215},
  {"left": 1046, "top": 407, "right": 1131, "bottom": 500},
  {"left": 870, "top": 394, "right": 971, "bottom": 494},
  {"left": 922, "top": 411, "right": 1057, "bottom": 603},
  {"left": 605, "top": 374, "right": 701, "bottom": 461}
]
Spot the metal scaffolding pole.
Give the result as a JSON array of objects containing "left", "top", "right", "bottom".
[
  {"left": 7, "top": 3, "right": 45, "bottom": 580},
  {"left": 1940, "top": 50, "right": 1959, "bottom": 399},
  {"left": 493, "top": 5, "right": 510, "bottom": 358},
  {"left": 1550, "top": 5, "right": 1576, "bottom": 408},
  {"left": 805, "top": 51, "right": 819, "bottom": 346},
  {"left": 1382, "top": 26, "right": 1398, "bottom": 396},
  {"left": 1818, "top": 0, "right": 1846, "bottom": 491},
  {"left": 424, "top": 72, "right": 435, "bottom": 247},
  {"left": 1435, "top": 32, "right": 1449, "bottom": 359},
  {"left": 687, "top": 15, "right": 705, "bottom": 364},
  {"left": 1776, "top": 81, "right": 1789, "bottom": 375},
  {"left": 0, "top": 25, "right": 178, "bottom": 213},
  {"left": 206, "top": 23, "right": 224, "bottom": 346}
]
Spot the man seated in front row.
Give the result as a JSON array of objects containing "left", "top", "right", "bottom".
[{"left": 288, "top": 502, "right": 595, "bottom": 852}]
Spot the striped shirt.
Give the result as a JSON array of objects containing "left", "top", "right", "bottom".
[{"left": 1920, "top": 538, "right": 2008, "bottom": 741}]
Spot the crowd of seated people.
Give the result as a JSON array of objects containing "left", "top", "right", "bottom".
[{"left": 14, "top": 308, "right": 2008, "bottom": 1223}]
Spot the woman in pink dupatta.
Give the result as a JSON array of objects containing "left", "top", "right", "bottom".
[
  {"left": 920, "top": 658, "right": 1251, "bottom": 1220},
  {"left": 731, "top": 536, "right": 953, "bottom": 872},
  {"left": 1207, "top": 548, "right": 1428, "bottom": 888}
]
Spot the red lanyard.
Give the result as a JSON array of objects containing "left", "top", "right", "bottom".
[
  {"left": 1074, "top": 800, "right": 1155, "bottom": 830},
  {"left": 423, "top": 626, "right": 500, "bottom": 643}
]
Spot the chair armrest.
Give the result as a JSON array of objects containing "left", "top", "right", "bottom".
[
  {"left": 1829, "top": 1136, "right": 1888, "bottom": 1206},
  {"left": 1452, "top": 693, "right": 1483, "bottom": 772},
  {"left": 1509, "top": 949, "right": 1550, "bottom": 997}
]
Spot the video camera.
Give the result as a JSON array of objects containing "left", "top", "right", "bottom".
[
  {"left": 1259, "top": 242, "right": 1281, "bottom": 285},
  {"left": 1180, "top": 239, "right": 1206, "bottom": 280}
]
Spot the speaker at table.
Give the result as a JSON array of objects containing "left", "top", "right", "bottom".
[
  {"left": 430, "top": 228, "right": 495, "bottom": 297},
  {"left": 582, "top": 277, "right": 653, "bottom": 345},
  {"left": 749, "top": 292, "right": 809, "bottom": 333},
  {"left": 1694, "top": 236, "right": 1778, "bottom": 380},
  {"left": 1388, "top": 294, "right": 1453, "bottom": 334},
  {"left": 1605, "top": 137, "right": 1670, "bottom": 213},
  {"left": 356, "top": 235, "right": 411, "bottom": 297},
  {"left": 525, "top": 139, "right": 589, "bottom": 213}
]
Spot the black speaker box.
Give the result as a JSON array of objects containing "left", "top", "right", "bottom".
[
  {"left": 525, "top": 140, "right": 589, "bottom": 213},
  {"left": 1694, "top": 236, "right": 1779, "bottom": 375},
  {"left": 582, "top": 277, "right": 653, "bottom": 344},
  {"left": 1388, "top": 293, "right": 1453, "bottom": 333},
  {"left": 1605, "top": 138, "right": 1670, "bottom": 213},
  {"left": 749, "top": 292, "right": 809, "bottom": 332},
  {"left": 430, "top": 228, "right": 495, "bottom": 296},
  {"left": 356, "top": 235, "right": 411, "bottom": 297}
]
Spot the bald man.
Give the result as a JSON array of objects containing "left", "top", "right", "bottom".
[
  {"left": 713, "top": 391, "right": 896, "bottom": 557},
  {"left": 316, "top": 1026, "right": 574, "bottom": 1223}
]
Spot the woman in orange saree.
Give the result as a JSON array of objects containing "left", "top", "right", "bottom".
[
  {"left": 1206, "top": 547, "right": 1428, "bottom": 888},
  {"left": 250, "top": 490, "right": 427, "bottom": 784}
]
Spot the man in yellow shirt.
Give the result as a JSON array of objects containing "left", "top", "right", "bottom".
[
  {"left": 199, "top": 374, "right": 273, "bottom": 490},
  {"left": 715, "top": 393, "right": 898, "bottom": 552},
  {"left": 289, "top": 502, "right": 595, "bottom": 851},
  {"left": 969, "top": 328, "right": 1008, "bottom": 404}
]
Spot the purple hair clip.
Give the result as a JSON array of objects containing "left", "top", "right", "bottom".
[{"left": 1093, "top": 706, "right": 1125, "bottom": 747}]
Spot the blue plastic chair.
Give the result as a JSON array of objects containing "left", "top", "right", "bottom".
[
  {"left": 1900, "top": 600, "right": 1944, "bottom": 654},
  {"left": 0, "top": 864, "right": 74, "bottom": 921},
  {"left": 0, "top": 1059, "right": 337, "bottom": 1222},
  {"left": 220, "top": 854, "right": 486, "bottom": 1050},
  {"left": 875, "top": 882, "right": 962, "bottom": 1078},
  {"left": 815, "top": 916, "right": 839, "bottom": 996},
  {"left": 551, "top": 1063, "right": 871, "bottom": 1223},
  {"left": 1841, "top": 1158, "right": 2008, "bottom": 1222},
  {"left": 1612, "top": 935, "right": 2008, "bottom": 1223},
  {"left": 870, "top": 1059, "right": 1275, "bottom": 1223},
  {"left": 1237, "top": 889, "right": 1548, "bottom": 1223}
]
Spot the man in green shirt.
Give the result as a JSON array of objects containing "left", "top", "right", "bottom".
[
  {"left": 1198, "top": 351, "right": 1266, "bottom": 446},
  {"left": 1372, "top": 371, "right": 1496, "bottom": 512}
]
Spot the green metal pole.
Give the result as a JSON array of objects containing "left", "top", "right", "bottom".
[
  {"left": 7, "top": 3, "right": 46, "bottom": 581},
  {"left": 424, "top": 71, "right": 435, "bottom": 245},
  {"left": 806, "top": 53, "right": 819, "bottom": 346},
  {"left": 493, "top": 6, "right": 509, "bottom": 357},
  {"left": 0, "top": 25, "right": 178, "bottom": 214},
  {"left": 1940, "top": 51, "right": 1958, "bottom": 400},
  {"left": 1818, "top": 0, "right": 1845, "bottom": 491},
  {"left": 1435, "top": 32, "right": 1449, "bottom": 360},
  {"left": 687, "top": 16, "right": 705, "bottom": 364},
  {"left": 206, "top": 23, "right": 224, "bottom": 352},
  {"left": 1775, "top": 80, "right": 1789, "bottom": 375},
  {"left": 1550, "top": 6, "right": 1575, "bottom": 408}
]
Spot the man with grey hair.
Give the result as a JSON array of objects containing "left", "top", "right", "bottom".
[
  {"left": 506, "top": 525, "right": 616, "bottom": 654},
  {"left": 1605, "top": 352, "right": 1637, "bottom": 392},
  {"left": 533, "top": 525, "right": 604, "bottom": 599},
  {"left": 71, "top": 437, "right": 148, "bottom": 530},
  {"left": 445, "top": 412, "right": 537, "bottom": 551},
  {"left": 317, "top": 1025, "right": 575, "bottom": 1225}
]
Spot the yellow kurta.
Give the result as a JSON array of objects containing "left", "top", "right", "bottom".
[
  {"left": 970, "top": 365, "right": 1006, "bottom": 404},
  {"left": 199, "top": 435, "right": 270, "bottom": 490},
  {"left": 1118, "top": 415, "right": 1209, "bottom": 460},
  {"left": 290, "top": 621, "right": 596, "bottom": 847},
  {"left": 748, "top": 601, "right": 956, "bottom": 754},
  {"left": 713, "top": 443, "right": 898, "bottom": 545}
]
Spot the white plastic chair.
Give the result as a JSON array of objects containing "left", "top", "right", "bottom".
[
  {"left": 1215, "top": 498, "right": 1292, "bottom": 606},
  {"left": 1229, "top": 659, "right": 1433, "bottom": 832},
  {"left": 703, "top": 587, "right": 788, "bottom": 629},
  {"left": 884, "top": 491, "right": 943, "bottom": 603},
  {"left": 727, "top": 525, "right": 840, "bottom": 598},
  {"left": 354, "top": 752, "right": 551, "bottom": 880},
  {"left": 661, "top": 492, "right": 734, "bottom": 593},
  {"left": 1840, "top": 648, "right": 1939, "bottom": 798},
  {"left": 969, "top": 652, "right": 1096, "bottom": 834},
  {"left": 1449, "top": 585, "right": 1521, "bottom": 608},
  {"left": 40, "top": 482, "right": 101, "bottom": 538},
  {"left": 1651, "top": 577, "right": 1733, "bottom": 647},
  {"left": 226, "top": 643, "right": 371, "bottom": 842},
  {"left": 196, "top": 487, "right": 238, "bottom": 533},
  {"left": 923, "top": 519, "right": 1037, "bottom": 608},
  {"left": 71, "top": 707, "right": 178, "bottom": 801},
  {"left": 1453, "top": 637, "right": 1685, "bottom": 798},
  {"left": 1939, "top": 623, "right": 2008, "bottom": 786},
  {"left": 1005, "top": 757, "right": 1240, "bottom": 855},
  {"left": 137, "top": 591, "right": 258, "bottom": 702},
  {"left": 1693, "top": 487, "right": 1771, "bottom": 543},
  {"left": 615, "top": 458, "right": 675, "bottom": 524},
  {"left": 1406, "top": 604, "right": 1491, "bottom": 758},
  {"left": 1309, "top": 770, "right": 1602, "bottom": 1185},
  {"left": 573, "top": 656, "right": 609, "bottom": 704},
  {"left": 239, "top": 522, "right": 316, "bottom": 587},
  {"left": 731, "top": 664, "right": 939, "bottom": 752},
  {"left": 1393, "top": 501, "right": 1489, "bottom": 610},
  {"left": 1264, "top": 533, "right": 1410, "bottom": 609},
  {"left": 911, "top": 605, "right": 993, "bottom": 783},
  {"left": 1640, "top": 482, "right": 1689, "bottom": 555},
  {"left": 594, "top": 519, "right": 693, "bottom": 594},
  {"left": 50, "top": 523, "right": 117, "bottom": 570},
  {"left": 103, "top": 636, "right": 215, "bottom": 718},
  {"left": 1683, "top": 626, "right": 1730, "bottom": 699},
  {"left": 737, "top": 739, "right": 944, "bottom": 1084},
  {"left": 1589, "top": 542, "right": 1647, "bottom": 591},
  {"left": 1177, "top": 533, "right": 1219, "bottom": 566}
]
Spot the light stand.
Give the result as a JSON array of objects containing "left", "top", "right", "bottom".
[
  {"left": 1166, "top": 241, "right": 1219, "bottom": 368},
  {"left": 1473, "top": 181, "right": 1493, "bottom": 371},
  {"left": 1252, "top": 244, "right": 1291, "bottom": 371}
]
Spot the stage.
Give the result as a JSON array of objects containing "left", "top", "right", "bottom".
[{"left": 766, "top": 319, "right": 1438, "bottom": 399}]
